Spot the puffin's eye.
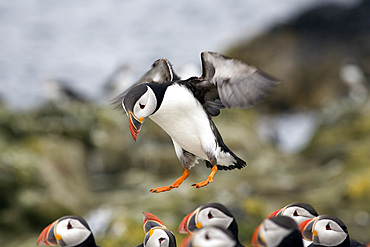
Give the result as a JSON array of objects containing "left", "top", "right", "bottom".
[
  {"left": 205, "top": 233, "right": 210, "bottom": 240},
  {"left": 140, "top": 103, "right": 145, "bottom": 109},
  {"left": 326, "top": 223, "right": 331, "bottom": 230},
  {"left": 207, "top": 212, "right": 213, "bottom": 219},
  {"left": 67, "top": 222, "right": 73, "bottom": 230},
  {"left": 293, "top": 210, "right": 298, "bottom": 216}
]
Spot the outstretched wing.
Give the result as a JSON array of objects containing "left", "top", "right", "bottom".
[
  {"left": 192, "top": 51, "right": 279, "bottom": 115},
  {"left": 111, "top": 58, "right": 180, "bottom": 108}
]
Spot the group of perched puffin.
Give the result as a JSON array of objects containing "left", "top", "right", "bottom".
[{"left": 36, "top": 202, "right": 366, "bottom": 247}]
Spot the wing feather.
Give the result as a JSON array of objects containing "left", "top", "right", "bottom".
[{"left": 200, "top": 51, "right": 279, "bottom": 109}]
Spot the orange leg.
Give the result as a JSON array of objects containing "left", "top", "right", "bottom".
[
  {"left": 192, "top": 165, "right": 218, "bottom": 188},
  {"left": 150, "top": 169, "right": 189, "bottom": 193}
]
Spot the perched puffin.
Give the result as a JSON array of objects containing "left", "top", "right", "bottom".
[
  {"left": 268, "top": 202, "right": 318, "bottom": 247},
  {"left": 37, "top": 215, "right": 98, "bottom": 247},
  {"left": 114, "top": 51, "right": 278, "bottom": 193},
  {"left": 268, "top": 202, "right": 318, "bottom": 225},
  {"left": 180, "top": 226, "right": 237, "bottom": 247},
  {"left": 137, "top": 212, "right": 177, "bottom": 247},
  {"left": 299, "top": 215, "right": 366, "bottom": 247},
  {"left": 178, "top": 202, "right": 243, "bottom": 247},
  {"left": 251, "top": 216, "right": 304, "bottom": 247}
]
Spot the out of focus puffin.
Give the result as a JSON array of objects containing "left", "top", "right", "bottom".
[
  {"left": 137, "top": 212, "right": 177, "bottom": 247},
  {"left": 268, "top": 202, "right": 318, "bottom": 225},
  {"left": 178, "top": 202, "right": 243, "bottom": 247},
  {"left": 251, "top": 216, "right": 303, "bottom": 247},
  {"left": 37, "top": 215, "right": 98, "bottom": 247},
  {"left": 268, "top": 202, "right": 318, "bottom": 247},
  {"left": 299, "top": 215, "right": 366, "bottom": 247},
  {"left": 180, "top": 226, "right": 237, "bottom": 247},
  {"left": 114, "top": 51, "right": 279, "bottom": 193}
]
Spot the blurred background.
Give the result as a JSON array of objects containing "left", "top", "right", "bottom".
[{"left": 0, "top": 0, "right": 369, "bottom": 246}]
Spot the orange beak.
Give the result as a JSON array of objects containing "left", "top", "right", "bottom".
[
  {"left": 128, "top": 111, "right": 143, "bottom": 141},
  {"left": 299, "top": 217, "right": 317, "bottom": 241},
  {"left": 178, "top": 212, "right": 192, "bottom": 234},
  {"left": 143, "top": 212, "right": 166, "bottom": 233},
  {"left": 178, "top": 209, "right": 201, "bottom": 234},
  {"left": 37, "top": 221, "right": 58, "bottom": 246},
  {"left": 179, "top": 235, "right": 193, "bottom": 247},
  {"left": 251, "top": 224, "right": 265, "bottom": 247}
]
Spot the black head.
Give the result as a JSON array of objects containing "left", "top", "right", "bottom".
[
  {"left": 122, "top": 83, "right": 169, "bottom": 141},
  {"left": 37, "top": 215, "right": 97, "bottom": 247},
  {"left": 299, "top": 215, "right": 350, "bottom": 247},
  {"left": 252, "top": 216, "right": 303, "bottom": 247}
]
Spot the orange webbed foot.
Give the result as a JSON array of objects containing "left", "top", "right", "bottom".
[
  {"left": 149, "top": 168, "right": 189, "bottom": 193},
  {"left": 150, "top": 185, "right": 177, "bottom": 193},
  {"left": 191, "top": 178, "right": 213, "bottom": 188},
  {"left": 191, "top": 165, "right": 218, "bottom": 189}
]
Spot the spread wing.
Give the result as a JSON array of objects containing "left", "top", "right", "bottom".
[
  {"left": 111, "top": 58, "right": 180, "bottom": 108},
  {"left": 191, "top": 51, "right": 279, "bottom": 115}
]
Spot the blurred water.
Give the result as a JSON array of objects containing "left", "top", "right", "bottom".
[
  {"left": 257, "top": 112, "right": 321, "bottom": 154},
  {"left": 0, "top": 0, "right": 355, "bottom": 109}
]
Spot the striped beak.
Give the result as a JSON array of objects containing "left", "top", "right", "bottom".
[
  {"left": 299, "top": 217, "right": 318, "bottom": 241},
  {"left": 128, "top": 111, "right": 143, "bottom": 141},
  {"left": 267, "top": 208, "right": 284, "bottom": 218},
  {"left": 37, "top": 220, "right": 59, "bottom": 246},
  {"left": 178, "top": 208, "right": 201, "bottom": 234},
  {"left": 251, "top": 224, "right": 266, "bottom": 247},
  {"left": 143, "top": 212, "right": 166, "bottom": 234}
]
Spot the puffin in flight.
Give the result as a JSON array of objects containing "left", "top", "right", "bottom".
[
  {"left": 37, "top": 215, "right": 98, "bottom": 247},
  {"left": 114, "top": 51, "right": 279, "bottom": 193},
  {"left": 137, "top": 212, "right": 177, "bottom": 247}
]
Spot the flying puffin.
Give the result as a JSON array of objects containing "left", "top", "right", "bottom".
[
  {"left": 114, "top": 51, "right": 279, "bottom": 193},
  {"left": 37, "top": 215, "right": 99, "bottom": 247},
  {"left": 180, "top": 226, "right": 237, "bottom": 247},
  {"left": 251, "top": 216, "right": 304, "bottom": 247},
  {"left": 178, "top": 202, "right": 243, "bottom": 247},
  {"left": 137, "top": 212, "right": 177, "bottom": 247},
  {"left": 268, "top": 202, "right": 318, "bottom": 247},
  {"left": 299, "top": 215, "right": 366, "bottom": 247}
]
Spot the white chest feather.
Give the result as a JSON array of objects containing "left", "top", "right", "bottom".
[{"left": 149, "top": 84, "right": 216, "bottom": 159}]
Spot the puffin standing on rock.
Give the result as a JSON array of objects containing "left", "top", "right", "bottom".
[
  {"left": 37, "top": 216, "right": 99, "bottom": 247},
  {"left": 114, "top": 51, "right": 279, "bottom": 193}
]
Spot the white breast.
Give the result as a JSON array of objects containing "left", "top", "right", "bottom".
[{"left": 149, "top": 84, "right": 216, "bottom": 160}]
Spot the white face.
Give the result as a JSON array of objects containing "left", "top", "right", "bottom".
[
  {"left": 144, "top": 229, "right": 170, "bottom": 247},
  {"left": 132, "top": 86, "right": 157, "bottom": 119},
  {"left": 191, "top": 227, "right": 236, "bottom": 247},
  {"left": 259, "top": 219, "right": 293, "bottom": 247},
  {"left": 313, "top": 219, "right": 347, "bottom": 246},
  {"left": 56, "top": 218, "right": 91, "bottom": 246},
  {"left": 197, "top": 207, "right": 233, "bottom": 229},
  {"left": 283, "top": 206, "right": 317, "bottom": 225}
]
